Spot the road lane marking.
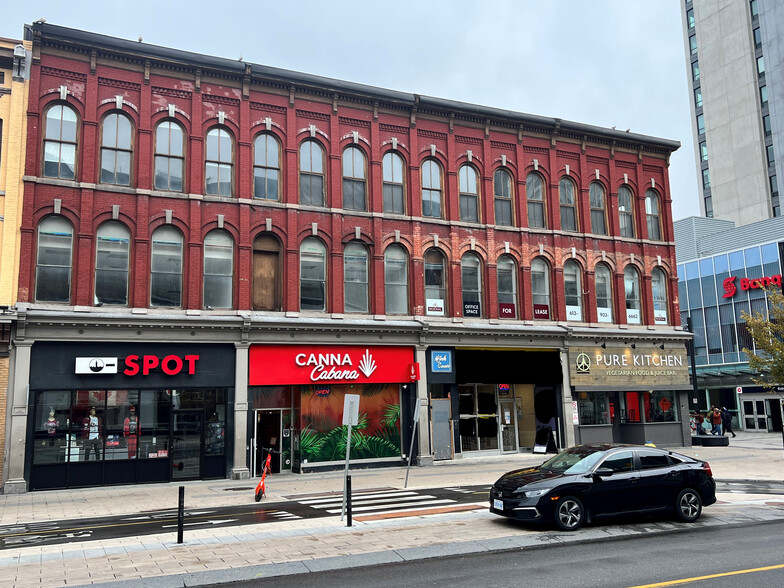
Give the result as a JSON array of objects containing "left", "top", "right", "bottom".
[
  {"left": 628, "top": 564, "right": 784, "bottom": 587},
  {"left": 0, "top": 511, "right": 284, "bottom": 538}
]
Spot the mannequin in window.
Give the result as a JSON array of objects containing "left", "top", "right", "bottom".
[
  {"left": 207, "top": 412, "right": 224, "bottom": 455},
  {"left": 123, "top": 405, "right": 140, "bottom": 459},
  {"left": 82, "top": 406, "right": 102, "bottom": 460},
  {"left": 43, "top": 408, "right": 59, "bottom": 446}
]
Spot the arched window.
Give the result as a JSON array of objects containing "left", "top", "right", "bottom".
[
  {"left": 497, "top": 255, "right": 517, "bottom": 319},
  {"left": 461, "top": 253, "right": 482, "bottom": 317},
  {"left": 150, "top": 226, "right": 183, "bottom": 307},
  {"left": 299, "top": 141, "right": 325, "bottom": 206},
  {"left": 382, "top": 152, "right": 405, "bottom": 214},
  {"left": 645, "top": 190, "right": 662, "bottom": 240},
  {"left": 618, "top": 185, "right": 635, "bottom": 238},
  {"left": 424, "top": 249, "right": 447, "bottom": 315},
  {"left": 205, "top": 127, "right": 233, "bottom": 196},
  {"left": 43, "top": 103, "right": 78, "bottom": 180},
  {"left": 421, "top": 159, "right": 443, "bottom": 218},
  {"left": 253, "top": 134, "right": 280, "bottom": 200},
  {"left": 154, "top": 120, "right": 184, "bottom": 192},
  {"left": 95, "top": 222, "right": 130, "bottom": 306},
  {"left": 652, "top": 267, "right": 668, "bottom": 325},
  {"left": 526, "top": 173, "right": 546, "bottom": 228},
  {"left": 564, "top": 260, "right": 583, "bottom": 321},
  {"left": 252, "top": 234, "right": 282, "bottom": 311},
  {"left": 384, "top": 245, "right": 409, "bottom": 315},
  {"left": 595, "top": 263, "right": 613, "bottom": 323},
  {"left": 344, "top": 242, "right": 369, "bottom": 313},
  {"left": 624, "top": 265, "right": 642, "bottom": 324},
  {"left": 589, "top": 182, "right": 607, "bottom": 235},
  {"left": 559, "top": 177, "right": 578, "bottom": 232},
  {"left": 100, "top": 112, "right": 133, "bottom": 186},
  {"left": 459, "top": 165, "right": 479, "bottom": 222},
  {"left": 494, "top": 169, "right": 513, "bottom": 227},
  {"left": 35, "top": 216, "right": 73, "bottom": 303},
  {"left": 531, "top": 257, "right": 551, "bottom": 319},
  {"left": 342, "top": 147, "right": 367, "bottom": 211},
  {"left": 203, "top": 230, "right": 234, "bottom": 309},
  {"left": 300, "top": 237, "right": 327, "bottom": 311}
]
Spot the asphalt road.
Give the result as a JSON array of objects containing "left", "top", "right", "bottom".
[{"left": 237, "top": 519, "right": 784, "bottom": 588}]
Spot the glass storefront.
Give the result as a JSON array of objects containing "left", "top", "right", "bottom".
[
  {"left": 577, "top": 391, "right": 613, "bottom": 425},
  {"left": 299, "top": 383, "right": 402, "bottom": 463},
  {"left": 30, "top": 388, "right": 227, "bottom": 489},
  {"left": 621, "top": 390, "right": 679, "bottom": 423}
]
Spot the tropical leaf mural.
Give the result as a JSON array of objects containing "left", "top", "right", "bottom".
[{"left": 299, "top": 384, "right": 402, "bottom": 462}]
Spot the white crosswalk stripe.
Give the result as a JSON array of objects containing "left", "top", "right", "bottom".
[{"left": 300, "top": 489, "right": 459, "bottom": 516}]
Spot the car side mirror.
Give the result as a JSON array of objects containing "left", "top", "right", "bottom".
[{"left": 594, "top": 467, "right": 614, "bottom": 478}]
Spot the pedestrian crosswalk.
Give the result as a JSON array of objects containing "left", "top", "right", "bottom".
[{"left": 298, "top": 489, "right": 461, "bottom": 516}]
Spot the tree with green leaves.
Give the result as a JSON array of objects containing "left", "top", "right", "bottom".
[{"left": 741, "top": 286, "right": 784, "bottom": 454}]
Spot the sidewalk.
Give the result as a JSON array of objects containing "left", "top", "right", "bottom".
[{"left": 0, "top": 431, "right": 782, "bottom": 587}]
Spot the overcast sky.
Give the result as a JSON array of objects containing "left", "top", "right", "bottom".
[{"left": 2, "top": 0, "right": 701, "bottom": 220}]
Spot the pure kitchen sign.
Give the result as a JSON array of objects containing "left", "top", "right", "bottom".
[
  {"left": 569, "top": 346, "right": 690, "bottom": 388},
  {"left": 249, "top": 345, "right": 415, "bottom": 386}
]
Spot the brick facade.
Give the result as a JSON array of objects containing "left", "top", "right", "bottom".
[{"left": 18, "top": 25, "right": 680, "bottom": 325}]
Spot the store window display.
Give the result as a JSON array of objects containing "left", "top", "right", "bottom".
[
  {"left": 124, "top": 405, "right": 140, "bottom": 459},
  {"left": 82, "top": 406, "right": 103, "bottom": 460},
  {"left": 33, "top": 392, "right": 71, "bottom": 464}
]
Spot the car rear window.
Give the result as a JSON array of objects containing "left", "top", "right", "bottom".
[{"left": 639, "top": 453, "right": 671, "bottom": 469}]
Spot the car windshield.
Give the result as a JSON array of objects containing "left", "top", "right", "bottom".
[{"left": 539, "top": 446, "right": 607, "bottom": 474}]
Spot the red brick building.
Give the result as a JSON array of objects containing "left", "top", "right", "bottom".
[{"left": 3, "top": 23, "right": 692, "bottom": 493}]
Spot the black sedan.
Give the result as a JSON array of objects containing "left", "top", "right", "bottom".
[{"left": 489, "top": 443, "right": 716, "bottom": 531}]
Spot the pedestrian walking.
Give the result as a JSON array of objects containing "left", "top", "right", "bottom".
[
  {"left": 694, "top": 412, "right": 706, "bottom": 435},
  {"left": 721, "top": 407, "right": 736, "bottom": 437},
  {"left": 710, "top": 407, "right": 722, "bottom": 435}
]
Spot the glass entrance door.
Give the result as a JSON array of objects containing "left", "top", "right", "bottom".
[
  {"left": 171, "top": 411, "right": 202, "bottom": 480},
  {"left": 254, "top": 410, "right": 282, "bottom": 475},
  {"left": 458, "top": 384, "right": 499, "bottom": 452},
  {"left": 499, "top": 399, "right": 518, "bottom": 452},
  {"left": 743, "top": 399, "right": 769, "bottom": 431}
]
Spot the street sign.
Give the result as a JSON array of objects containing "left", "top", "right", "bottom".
[{"left": 342, "top": 394, "right": 360, "bottom": 426}]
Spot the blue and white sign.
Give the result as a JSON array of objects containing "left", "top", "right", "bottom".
[{"left": 431, "top": 350, "right": 453, "bottom": 373}]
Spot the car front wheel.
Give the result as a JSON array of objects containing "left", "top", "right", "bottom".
[
  {"left": 675, "top": 488, "right": 702, "bottom": 522},
  {"left": 553, "top": 496, "right": 585, "bottom": 531}
]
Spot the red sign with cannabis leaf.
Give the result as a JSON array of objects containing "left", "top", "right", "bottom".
[{"left": 249, "top": 345, "right": 415, "bottom": 385}]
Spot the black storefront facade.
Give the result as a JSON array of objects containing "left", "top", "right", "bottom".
[
  {"left": 427, "top": 347, "right": 565, "bottom": 459},
  {"left": 26, "top": 342, "right": 235, "bottom": 490}
]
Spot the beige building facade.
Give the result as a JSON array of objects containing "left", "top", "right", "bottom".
[{"left": 0, "top": 36, "right": 30, "bottom": 491}]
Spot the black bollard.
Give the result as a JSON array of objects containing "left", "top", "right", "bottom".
[
  {"left": 177, "top": 485, "right": 185, "bottom": 544},
  {"left": 346, "top": 475, "right": 352, "bottom": 527}
]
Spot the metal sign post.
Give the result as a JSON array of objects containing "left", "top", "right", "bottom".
[
  {"left": 404, "top": 400, "right": 421, "bottom": 488},
  {"left": 341, "top": 394, "right": 360, "bottom": 521}
]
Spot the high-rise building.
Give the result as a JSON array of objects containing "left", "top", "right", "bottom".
[{"left": 682, "top": 0, "right": 783, "bottom": 224}]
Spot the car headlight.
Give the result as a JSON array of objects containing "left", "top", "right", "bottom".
[{"left": 522, "top": 489, "right": 548, "bottom": 498}]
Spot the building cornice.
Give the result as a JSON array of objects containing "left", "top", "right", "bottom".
[{"left": 31, "top": 22, "right": 680, "bottom": 156}]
